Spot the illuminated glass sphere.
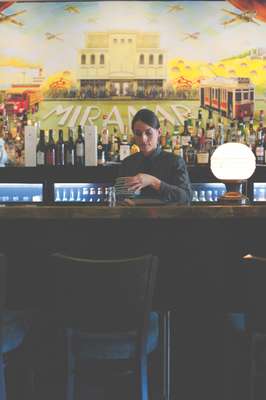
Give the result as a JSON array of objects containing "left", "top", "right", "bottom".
[{"left": 210, "top": 143, "right": 256, "bottom": 181}]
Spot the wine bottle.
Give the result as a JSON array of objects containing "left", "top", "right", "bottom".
[
  {"left": 45, "top": 129, "right": 56, "bottom": 166},
  {"left": 55, "top": 129, "right": 65, "bottom": 166},
  {"left": 75, "top": 125, "right": 85, "bottom": 167},
  {"left": 36, "top": 129, "right": 46, "bottom": 167},
  {"left": 65, "top": 128, "right": 75, "bottom": 166}
]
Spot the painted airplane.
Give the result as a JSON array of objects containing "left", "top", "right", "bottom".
[
  {"left": 45, "top": 32, "right": 64, "bottom": 41},
  {"left": 0, "top": 1, "right": 26, "bottom": 26},
  {"left": 87, "top": 17, "right": 98, "bottom": 23},
  {"left": 221, "top": 9, "right": 259, "bottom": 26},
  {"left": 182, "top": 32, "right": 200, "bottom": 41},
  {"left": 64, "top": 5, "right": 80, "bottom": 14},
  {"left": 145, "top": 13, "right": 158, "bottom": 23},
  {"left": 167, "top": 4, "right": 184, "bottom": 13}
]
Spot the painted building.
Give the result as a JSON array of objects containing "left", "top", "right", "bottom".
[
  {"left": 250, "top": 47, "right": 266, "bottom": 60},
  {"left": 77, "top": 30, "right": 167, "bottom": 97}
]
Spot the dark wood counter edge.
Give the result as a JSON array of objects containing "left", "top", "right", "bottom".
[{"left": 0, "top": 204, "right": 265, "bottom": 220}]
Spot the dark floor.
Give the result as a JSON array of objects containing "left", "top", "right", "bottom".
[{"left": 5, "top": 311, "right": 255, "bottom": 400}]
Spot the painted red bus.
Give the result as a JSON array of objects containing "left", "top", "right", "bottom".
[{"left": 200, "top": 77, "right": 254, "bottom": 120}]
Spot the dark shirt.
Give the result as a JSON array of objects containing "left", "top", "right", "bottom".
[{"left": 118, "top": 146, "right": 192, "bottom": 204}]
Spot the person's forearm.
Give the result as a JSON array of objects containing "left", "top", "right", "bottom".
[{"left": 151, "top": 176, "right": 161, "bottom": 191}]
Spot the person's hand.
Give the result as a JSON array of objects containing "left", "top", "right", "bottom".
[{"left": 124, "top": 173, "right": 161, "bottom": 192}]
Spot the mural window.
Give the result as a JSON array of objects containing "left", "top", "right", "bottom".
[
  {"left": 250, "top": 90, "right": 254, "bottom": 100},
  {"left": 81, "top": 54, "right": 86, "bottom": 65},
  {"left": 128, "top": 38, "right": 132, "bottom": 43},
  {"left": 243, "top": 91, "right": 249, "bottom": 100},
  {"left": 121, "top": 38, "right": 125, "bottom": 43},
  {"left": 139, "top": 54, "right": 144, "bottom": 65},
  {"left": 113, "top": 38, "right": 117, "bottom": 43},
  {"left": 100, "top": 54, "right": 105, "bottom": 65},
  {"left": 90, "top": 54, "right": 95, "bottom": 65},
  {"left": 235, "top": 91, "right": 241, "bottom": 101},
  {"left": 158, "top": 54, "right": 163, "bottom": 65},
  {"left": 149, "top": 54, "right": 154, "bottom": 65}
]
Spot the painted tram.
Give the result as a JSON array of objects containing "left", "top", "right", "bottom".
[{"left": 200, "top": 77, "right": 255, "bottom": 120}]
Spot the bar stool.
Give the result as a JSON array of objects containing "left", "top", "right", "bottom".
[
  {"left": 0, "top": 253, "right": 34, "bottom": 400},
  {"left": 50, "top": 252, "right": 161, "bottom": 400}
]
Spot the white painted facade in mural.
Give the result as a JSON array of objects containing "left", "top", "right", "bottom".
[{"left": 77, "top": 30, "right": 167, "bottom": 96}]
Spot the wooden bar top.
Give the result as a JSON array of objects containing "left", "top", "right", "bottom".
[{"left": 0, "top": 203, "right": 266, "bottom": 220}]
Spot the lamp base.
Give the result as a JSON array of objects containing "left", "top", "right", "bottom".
[{"left": 218, "top": 191, "right": 250, "bottom": 205}]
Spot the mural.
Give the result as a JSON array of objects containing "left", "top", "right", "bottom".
[{"left": 0, "top": 0, "right": 266, "bottom": 131}]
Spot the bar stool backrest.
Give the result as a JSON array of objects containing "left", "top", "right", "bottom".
[{"left": 50, "top": 253, "right": 158, "bottom": 334}]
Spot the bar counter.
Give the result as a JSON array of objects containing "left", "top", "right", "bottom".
[
  {"left": 0, "top": 203, "right": 266, "bottom": 220},
  {"left": 1, "top": 202, "right": 264, "bottom": 320}
]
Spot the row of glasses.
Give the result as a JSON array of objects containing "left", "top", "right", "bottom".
[{"left": 192, "top": 189, "right": 226, "bottom": 203}]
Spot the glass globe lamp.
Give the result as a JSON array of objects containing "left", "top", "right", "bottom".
[{"left": 210, "top": 143, "right": 256, "bottom": 205}]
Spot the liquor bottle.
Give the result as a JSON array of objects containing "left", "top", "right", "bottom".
[
  {"left": 45, "top": 129, "right": 56, "bottom": 166},
  {"left": 255, "top": 127, "right": 264, "bottom": 164},
  {"left": 109, "top": 128, "right": 119, "bottom": 162},
  {"left": 237, "top": 120, "right": 245, "bottom": 144},
  {"left": 206, "top": 109, "right": 215, "bottom": 147},
  {"left": 75, "top": 125, "right": 85, "bottom": 167},
  {"left": 173, "top": 134, "right": 183, "bottom": 157},
  {"left": 196, "top": 128, "right": 209, "bottom": 165},
  {"left": 171, "top": 121, "right": 180, "bottom": 151},
  {"left": 14, "top": 120, "right": 24, "bottom": 165},
  {"left": 101, "top": 116, "right": 109, "bottom": 161},
  {"left": 184, "top": 142, "right": 196, "bottom": 165},
  {"left": 187, "top": 112, "right": 194, "bottom": 135},
  {"left": 165, "top": 127, "right": 172, "bottom": 148},
  {"left": 55, "top": 129, "right": 65, "bottom": 166},
  {"left": 97, "top": 134, "right": 105, "bottom": 165},
  {"left": 130, "top": 143, "right": 140, "bottom": 155},
  {"left": 36, "top": 129, "right": 46, "bottom": 167},
  {"left": 162, "top": 127, "right": 172, "bottom": 152},
  {"left": 230, "top": 120, "right": 237, "bottom": 142},
  {"left": 65, "top": 128, "right": 75, "bottom": 166},
  {"left": 181, "top": 119, "right": 191, "bottom": 147},
  {"left": 247, "top": 118, "right": 256, "bottom": 153},
  {"left": 216, "top": 116, "right": 225, "bottom": 146},
  {"left": 192, "top": 119, "right": 202, "bottom": 150},
  {"left": 119, "top": 125, "right": 131, "bottom": 161}
]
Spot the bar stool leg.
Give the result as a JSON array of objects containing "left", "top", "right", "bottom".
[
  {"left": 0, "top": 351, "right": 6, "bottom": 400},
  {"left": 163, "top": 311, "right": 171, "bottom": 400},
  {"left": 66, "top": 329, "right": 75, "bottom": 400}
]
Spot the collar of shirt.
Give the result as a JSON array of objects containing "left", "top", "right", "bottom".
[
  {"left": 139, "top": 146, "right": 162, "bottom": 174},
  {"left": 141, "top": 145, "right": 162, "bottom": 161}
]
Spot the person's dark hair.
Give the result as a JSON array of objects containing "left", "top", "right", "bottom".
[{"left": 131, "top": 109, "right": 160, "bottom": 131}]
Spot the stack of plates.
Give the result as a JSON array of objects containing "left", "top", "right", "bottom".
[{"left": 114, "top": 177, "right": 141, "bottom": 199}]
